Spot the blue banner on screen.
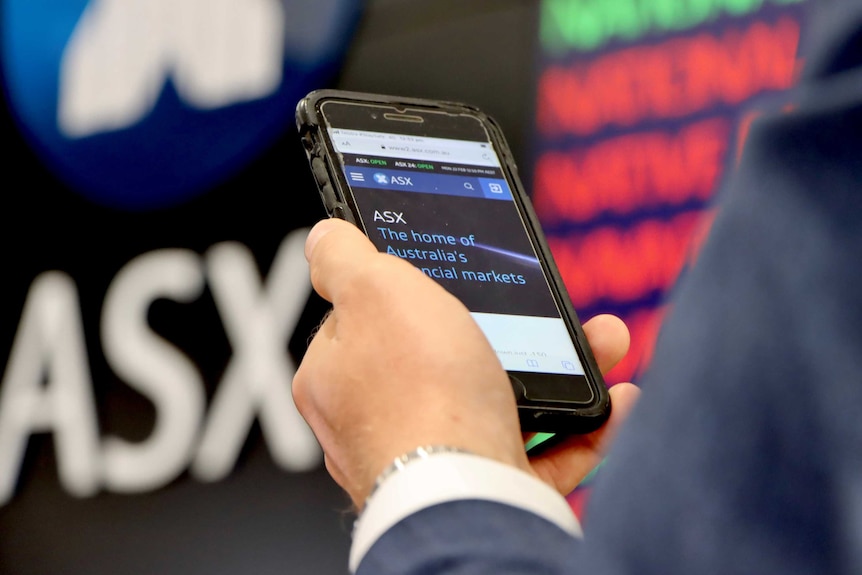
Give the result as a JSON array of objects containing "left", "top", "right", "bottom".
[{"left": 344, "top": 166, "right": 512, "bottom": 201}]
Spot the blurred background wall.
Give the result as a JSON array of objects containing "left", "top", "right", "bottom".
[{"left": 0, "top": 0, "right": 811, "bottom": 573}]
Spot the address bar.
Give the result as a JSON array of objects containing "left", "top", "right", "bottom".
[{"left": 330, "top": 129, "right": 500, "bottom": 168}]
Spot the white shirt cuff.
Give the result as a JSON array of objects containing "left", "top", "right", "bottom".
[{"left": 349, "top": 452, "right": 582, "bottom": 572}]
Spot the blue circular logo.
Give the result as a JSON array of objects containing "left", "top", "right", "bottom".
[{"left": 2, "top": 0, "right": 361, "bottom": 210}]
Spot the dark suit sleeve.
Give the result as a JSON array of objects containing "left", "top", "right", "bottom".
[
  {"left": 357, "top": 500, "right": 582, "bottom": 575},
  {"left": 358, "top": 2, "right": 862, "bottom": 574}
]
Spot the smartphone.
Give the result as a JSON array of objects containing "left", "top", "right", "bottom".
[{"left": 296, "top": 90, "right": 609, "bottom": 434}]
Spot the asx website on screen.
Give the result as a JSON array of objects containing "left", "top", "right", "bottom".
[{"left": 328, "top": 127, "right": 585, "bottom": 376}]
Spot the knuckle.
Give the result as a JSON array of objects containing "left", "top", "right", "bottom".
[
  {"left": 308, "top": 260, "right": 328, "bottom": 295},
  {"left": 292, "top": 364, "right": 311, "bottom": 411}
]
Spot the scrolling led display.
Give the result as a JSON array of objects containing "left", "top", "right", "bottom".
[{"left": 531, "top": 0, "right": 809, "bottom": 389}]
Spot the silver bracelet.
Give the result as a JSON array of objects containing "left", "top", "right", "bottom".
[{"left": 365, "top": 445, "right": 473, "bottom": 505}]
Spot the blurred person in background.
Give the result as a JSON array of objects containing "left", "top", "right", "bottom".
[{"left": 293, "top": 1, "right": 862, "bottom": 573}]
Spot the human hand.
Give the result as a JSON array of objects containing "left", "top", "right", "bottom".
[
  {"left": 293, "top": 218, "right": 639, "bottom": 508},
  {"left": 525, "top": 313, "right": 639, "bottom": 497}
]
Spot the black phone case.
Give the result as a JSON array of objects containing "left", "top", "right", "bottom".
[{"left": 296, "top": 89, "right": 610, "bottom": 434}]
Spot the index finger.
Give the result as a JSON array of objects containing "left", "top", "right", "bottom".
[{"left": 305, "top": 218, "right": 380, "bottom": 303}]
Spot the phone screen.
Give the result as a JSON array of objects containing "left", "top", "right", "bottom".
[{"left": 320, "top": 102, "right": 590, "bottom": 395}]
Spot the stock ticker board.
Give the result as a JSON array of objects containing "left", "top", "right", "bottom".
[{"left": 532, "top": 0, "right": 809, "bottom": 391}]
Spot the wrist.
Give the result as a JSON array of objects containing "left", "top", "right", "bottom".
[
  {"left": 347, "top": 413, "right": 530, "bottom": 506},
  {"left": 363, "top": 445, "right": 473, "bottom": 510}
]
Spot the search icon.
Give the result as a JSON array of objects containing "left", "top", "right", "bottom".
[{"left": 464, "top": 182, "right": 474, "bottom": 190}]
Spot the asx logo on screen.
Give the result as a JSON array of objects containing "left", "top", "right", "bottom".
[
  {"left": 1, "top": 0, "right": 361, "bottom": 210},
  {"left": 373, "top": 173, "right": 414, "bottom": 186}
]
